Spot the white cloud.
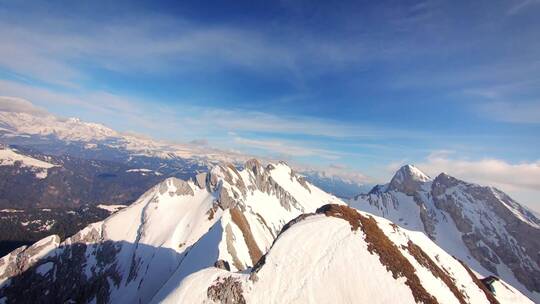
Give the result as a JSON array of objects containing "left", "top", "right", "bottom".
[
  {"left": 415, "top": 151, "right": 540, "bottom": 191},
  {"left": 507, "top": 0, "right": 540, "bottom": 15}
]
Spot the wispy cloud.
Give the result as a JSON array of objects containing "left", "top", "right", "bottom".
[
  {"left": 294, "top": 162, "right": 373, "bottom": 184},
  {"left": 415, "top": 151, "right": 540, "bottom": 212},
  {"left": 0, "top": 14, "right": 368, "bottom": 87},
  {"left": 507, "top": 0, "right": 540, "bottom": 15},
  {"left": 232, "top": 136, "right": 343, "bottom": 159},
  {"left": 476, "top": 101, "right": 540, "bottom": 124},
  {"left": 0, "top": 79, "right": 430, "bottom": 141}
]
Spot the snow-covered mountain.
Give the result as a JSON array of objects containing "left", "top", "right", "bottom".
[
  {"left": 0, "top": 160, "right": 532, "bottom": 303},
  {"left": 350, "top": 165, "right": 540, "bottom": 302},
  {"left": 0, "top": 160, "right": 340, "bottom": 303}
]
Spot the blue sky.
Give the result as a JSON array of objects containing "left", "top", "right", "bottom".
[{"left": 0, "top": 1, "right": 539, "bottom": 210}]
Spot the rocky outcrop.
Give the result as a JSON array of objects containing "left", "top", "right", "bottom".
[
  {"left": 208, "top": 159, "right": 308, "bottom": 213},
  {"left": 159, "top": 178, "right": 194, "bottom": 196},
  {"left": 207, "top": 276, "right": 246, "bottom": 304}
]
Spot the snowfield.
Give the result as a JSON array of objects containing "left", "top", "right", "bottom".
[{"left": 0, "top": 147, "right": 57, "bottom": 178}]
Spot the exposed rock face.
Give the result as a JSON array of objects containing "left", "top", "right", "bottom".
[
  {"left": 195, "top": 172, "right": 207, "bottom": 190},
  {"left": 0, "top": 226, "right": 122, "bottom": 304},
  {"left": 351, "top": 166, "right": 540, "bottom": 302},
  {"left": 207, "top": 276, "right": 246, "bottom": 304},
  {"left": 209, "top": 159, "right": 309, "bottom": 214},
  {"left": 0, "top": 235, "right": 60, "bottom": 283},
  {"left": 213, "top": 260, "right": 231, "bottom": 271},
  {"left": 159, "top": 178, "right": 194, "bottom": 196},
  {"left": 431, "top": 174, "right": 540, "bottom": 295}
]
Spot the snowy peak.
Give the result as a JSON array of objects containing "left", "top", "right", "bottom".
[
  {"left": 392, "top": 164, "right": 431, "bottom": 183},
  {"left": 351, "top": 168, "right": 540, "bottom": 302},
  {"left": 388, "top": 164, "right": 430, "bottom": 194},
  {"left": 0, "top": 158, "right": 534, "bottom": 303}
]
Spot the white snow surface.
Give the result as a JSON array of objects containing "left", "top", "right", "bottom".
[
  {"left": 96, "top": 204, "right": 127, "bottom": 213},
  {"left": 0, "top": 147, "right": 57, "bottom": 178},
  {"left": 153, "top": 210, "right": 531, "bottom": 304},
  {"left": 126, "top": 168, "right": 162, "bottom": 176},
  {"left": 392, "top": 164, "right": 431, "bottom": 184},
  {"left": 491, "top": 279, "right": 533, "bottom": 304}
]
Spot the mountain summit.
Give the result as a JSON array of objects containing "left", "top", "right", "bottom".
[
  {"left": 351, "top": 169, "right": 540, "bottom": 302},
  {"left": 388, "top": 164, "right": 431, "bottom": 194}
]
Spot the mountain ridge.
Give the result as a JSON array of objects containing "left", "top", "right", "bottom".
[
  {"left": 351, "top": 165, "right": 540, "bottom": 302},
  {"left": 0, "top": 160, "right": 533, "bottom": 303}
]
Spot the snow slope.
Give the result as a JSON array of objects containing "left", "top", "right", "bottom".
[
  {"left": 0, "top": 147, "right": 57, "bottom": 178},
  {"left": 153, "top": 205, "right": 532, "bottom": 304},
  {"left": 350, "top": 165, "right": 540, "bottom": 302}
]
